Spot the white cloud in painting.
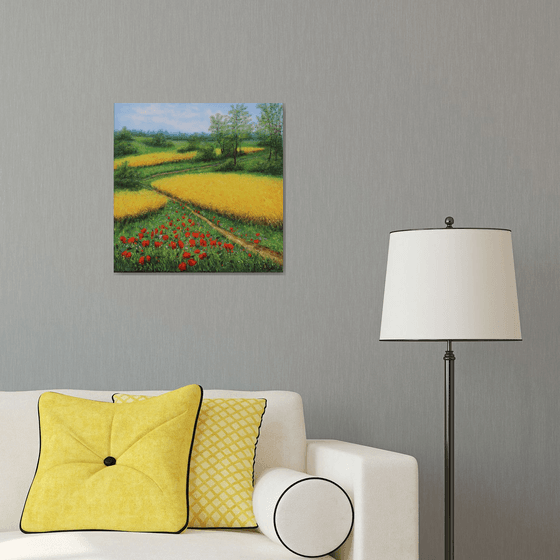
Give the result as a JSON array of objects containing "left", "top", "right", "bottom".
[{"left": 114, "top": 103, "right": 265, "bottom": 133}]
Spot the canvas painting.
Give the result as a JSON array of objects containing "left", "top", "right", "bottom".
[{"left": 114, "top": 103, "right": 283, "bottom": 273}]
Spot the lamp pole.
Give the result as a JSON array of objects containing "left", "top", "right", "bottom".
[
  {"left": 379, "top": 216, "right": 522, "bottom": 560},
  {"left": 444, "top": 340, "right": 455, "bottom": 560}
]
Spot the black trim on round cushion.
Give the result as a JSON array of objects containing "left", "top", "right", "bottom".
[{"left": 272, "top": 476, "right": 354, "bottom": 558}]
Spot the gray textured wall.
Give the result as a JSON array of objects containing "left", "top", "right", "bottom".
[{"left": 1, "top": 1, "right": 558, "bottom": 558}]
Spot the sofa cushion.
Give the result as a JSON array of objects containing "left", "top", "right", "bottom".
[
  {"left": 0, "top": 529, "right": 334, "bottom": 559},
  {"left": 20, "top": 385, "right": 203, "bottom": 533},
  {"left": 114, "top": 393, "right": 267, "bottom": 528},
  {"left": 253, "top": 468, "right": 354, "bottom": 557},
  {"left": 0, "top": 389, "right": 306, "bottom": 532}
]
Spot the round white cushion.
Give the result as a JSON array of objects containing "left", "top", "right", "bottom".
[{"left": 253, "top": 468, "right": 354, "bottom": 557}]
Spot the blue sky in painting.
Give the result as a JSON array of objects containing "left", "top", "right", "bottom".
[{"left": 114, "top": 103, "right": 269, "bottom": 134}]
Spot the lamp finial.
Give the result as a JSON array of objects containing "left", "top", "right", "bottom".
[{"left": 445, "top": 216, "right": 454, "bottom": 228}]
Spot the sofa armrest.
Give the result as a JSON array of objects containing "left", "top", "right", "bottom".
[{"left": 306, "top": 440, "right": 418, "bottom": 560}]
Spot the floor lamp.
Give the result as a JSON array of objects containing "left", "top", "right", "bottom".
[{"left": 379, "top": 217, "right": 521, "bottom": 560}]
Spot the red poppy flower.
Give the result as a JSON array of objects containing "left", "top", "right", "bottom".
[
  {"left": 181, "top": 223, "right": 185, "bottom": 227},
  {"left": 253, "top": 239, "right": 260, "bottom": 244},
  {"left": 183, "top": 252, "right": 191, "bottom": 259},
  {"left": 151, "top": 231, "right": 155, "bottom": 238},
  {"left": 170, "top": 242, "right": 177, "bottom": 250},
  {"left": 206, "top": 233, "right": 211, "bottom": 238},
  {"left": 169, "top": 221, "right": 173, "bottom": 226},
  {"left": 178, "top": 240, "right": 184, "bottom": 249},
  {"left": 121, "top": 251, "right": 132, "bottom": 259},
  {"left": 162, "top": 235, "right": 169, "bottom": 241},
  {"left": 256, "top": 233, "right": 260, "bottom": 236},
  {"left": 178, "top": 262, "right": 187, "bottom": 271},
  {"left": 188, "top": 259, "right": 197, "bottom": 267},
  {"left": 146, "top": 255, "right": 151, "bottom": 262},
  {"left": 192, "top": 232, "right": 200, "bottom": 238},
  {"left": 120, "top": 236, "right": 127, "bottom": 243},
  {"left": 141, "top": 228, "right": 147, "bottom": 233},
  {"left": 154, "top": 241, "right": 163, "bottom": 248},
  {"left": 248, "top": 253, "right": 252, "bottom": 257},
  {"left": 199, "top": 252, "right": 207, "bottom": 260},
  {"left": 210, "top": 240, "right": 217, "bottom": 247},
  {"left": 128, "top": 237, "right": 136, "bottom": 244},
  {"left": 139, "top": 257, "right": 145, "bottom": 265},
  {"left": 154, "top": 228, "right": 159, "bottom": 234},
  {"left": 142, "top": 240, "right": 149, "bottom": 247},
  {"left": 194, "top": 249, "right": 200, "bottom": 254},
  {"left": 230, "top": 227, "right": 234, "bottom": 232},
  {"left": 189, "top": 239, "right": 196, "bottom": 247},
  {"left": 138, "top": 233, "right": 144, "bottom": 239},
  {"left": 200, "top": 239, "right": 207, "bottom": 247}
]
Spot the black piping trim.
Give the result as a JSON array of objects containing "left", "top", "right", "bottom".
[
  {"left": 252, "top": 398, "right": 267, "bottom": 488},
  {"left": 183, "top": 385, "right": 204, "bottom": 532},
  {"left": 188, "top": 524, "right": 259, "bottom": 531},
  {"left": 19, "top": 393, "right": 45, "bottom": 534},
  {"left": 389, "top": 227, "right": 512, "bottom": 233},
  {"left": 272, "top": 476, "right": 354, "bottom": 558},
  {"left": 112, "top": 393, "right": 268, "bottom": 530},
  {"left": 380, "top": 339, "right": 522, "bottom": 342},
  {"left": 20, "top": 386, "right": 204, "bottom": 535}
]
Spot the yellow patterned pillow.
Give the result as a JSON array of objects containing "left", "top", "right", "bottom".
[
  {"left": 113, "top": 394, "right": 267, "bottom": 528},
  {"left": 21, "top": 385, "right": 203, "bottom": 533}
]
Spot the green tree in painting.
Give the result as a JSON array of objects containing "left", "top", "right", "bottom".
[
  {"left": 256, "top": 103, "right": 283, "bottom": 161},
  {"left": 226, "top": 104, "right": 253, "bottom": 165},
  {"left": 115, "top": 126, "right": 134, "bottom": 142},
  {"left": 114, "top": 126, "right": 138, "bottom": 158},
  {"left": 114, "top": 162, "right": 143, "bottom": 190},
  {"left": 145, "top": 130, "right": 173, "bottom": 148},
  {"left": 209, "top": 113, "right": 228, "bottom": 156}
]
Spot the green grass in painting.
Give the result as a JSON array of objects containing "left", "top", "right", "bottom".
[
  {"left": 114, "top": 136, "right": 283, "bottom": 272},
  {"left": 114, "top": 199, "right": 281, "bottom": 273},
  {"left": 193, "top": 206, "right": 283, "bottom": 254}
]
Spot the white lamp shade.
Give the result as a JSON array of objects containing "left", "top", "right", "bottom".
[{"left": 380, "top": 228, "right": 521, "bottom": 341}]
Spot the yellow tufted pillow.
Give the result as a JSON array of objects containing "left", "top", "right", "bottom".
[
  {"left": 20, "top": 385, "right": 203, "bottom": 533},
  {"left": 113, "top": 394, "right": 266, "bottom": 528}
]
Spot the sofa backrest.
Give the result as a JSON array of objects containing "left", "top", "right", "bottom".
[{"left": 0, "top": 388, "right": 307, "bottom": 532}]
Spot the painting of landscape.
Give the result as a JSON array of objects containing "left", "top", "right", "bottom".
[{"left": 114, "top": 103, "right": 283, "bottom": 273}]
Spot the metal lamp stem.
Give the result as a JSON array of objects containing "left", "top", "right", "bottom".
[{"left": 444, "top": 340, "right": 455, "bottom": 560}]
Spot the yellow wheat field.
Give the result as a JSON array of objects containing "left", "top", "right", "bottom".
[
  {"left": 114, "top": 151, "right": 197, "bottom": 169},
  {"left": 114, "top": 147, "right": 264, "bottom": 169},
  {"left": 152, "top": 173, "right": 283, "bottom": 227},
  {"left": 114, "top": 190, "right": 169, "bottom": 220}
]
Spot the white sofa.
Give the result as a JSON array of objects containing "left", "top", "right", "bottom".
[{"left": 0, "top": 389, "right": 418, "bottom": 559}]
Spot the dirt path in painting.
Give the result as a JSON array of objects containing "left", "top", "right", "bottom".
[
  {"left": 147, "top": 162, "right": 222, "bottom": 179},
  {"left": 146, "top": 153, "right": 263, "bottom": 180},
  {"left": 151, "top": 188, "right": 283, "bottom": 266}
]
